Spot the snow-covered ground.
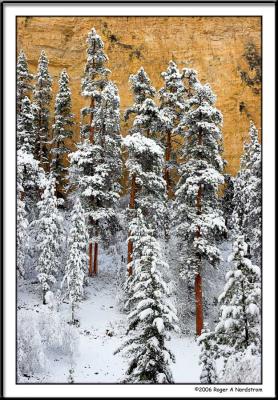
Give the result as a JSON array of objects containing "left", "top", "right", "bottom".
[{"left": 17, "top": 243, "right": 202, "bottom": 384}]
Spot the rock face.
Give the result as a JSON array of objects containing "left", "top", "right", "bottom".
[{"left": 17, "top": 16, "right": 261, "bottom": 175}]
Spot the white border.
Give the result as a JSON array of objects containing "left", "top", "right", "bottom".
[{"left": 3, "top": 3, "right": 275, "bottom": 398}]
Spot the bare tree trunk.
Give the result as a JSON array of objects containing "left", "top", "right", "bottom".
[
  {"left": 88, "top": 241, "right": 93, "bottom": 276},
  {"left": 195, "top": 271, "right": 204, "bottom": 336},
  {"left": 127, "top": 174, "right": 136, "bottom": 276},
  {"left": 43, "top": 289, "right": 46, "bottom": 305}
]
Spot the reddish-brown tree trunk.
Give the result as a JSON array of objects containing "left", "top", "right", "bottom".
[
  {"left": 195, "top": 272, "right": 204, "bottom": 336},
  {"left": 164, "top": 131, "right": 172, "bottom": 198},
  {"left": 88, "top": 242, "right": 93, "bottom": 276},
  {"left": 195, "top": 128, "right": 204, "bottom": 336},
  {"left": 127, "top": 174, "right": 136, "bottom": 276}
]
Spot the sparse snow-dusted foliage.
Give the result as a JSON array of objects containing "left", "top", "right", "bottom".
[
  {"left": 16, "top": 27, "right": 262, "bottom": 385},
  {"left": 33, "top": 50, "right": 52, "bottom": 169},
  {"left": 51, "top": 69, "right": 75, "bottom": 199},
  {"left": 159, "top": 61, "right": 187, "bottom": 195}
]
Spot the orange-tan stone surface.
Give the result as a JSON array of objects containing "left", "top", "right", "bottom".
[{"left": 17, "top": 16, "right": 261, "bottom": 175}]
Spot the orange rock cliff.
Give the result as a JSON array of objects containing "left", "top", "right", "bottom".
[{"left": 17, "top": 16, "right": 261, "bottom": 175}]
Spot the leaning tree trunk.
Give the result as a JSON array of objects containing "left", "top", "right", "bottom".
[{"left": 127, "top": 174, "right": 136, "bottom": 276}]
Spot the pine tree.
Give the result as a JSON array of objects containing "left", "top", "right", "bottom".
[
  {"left": 33, "top": 50, "right": 52, "bottom": 170},
  {"left": 197, "top": 324, "right": 217, "bottom": 383},
  {"left": 51, "top": 69, "right": 75, "bottom": 199},
  {"left": 124, "top": 67, "right": 166, "bottom": 273},
  {"left": 17, "top": 96, "right": 36, "bottom": 154},
  {"left": 215, "top": 235, "right": 261, "bottom": 366},
  {"left": 174, "top": 69, "right": 226, "bottom": 335},
  {"left": 117, "top": 209, "right": 179, "bottom": 383},
  {"left": 124, "top": 67, "right": 156, "bottom": 122},
  {"left": 62, "top": 198, "right": 88, "bottom": 322},
  {"left": 17, "top": 168, "right": 28, "bottom": 278},
  {"left": 34, "top": 177, "right": 63, "bottom": 304},
  {"left": 70, "top": 29, "right": 121, "bottom": 276},
  {"left": 17, "top": 50, "right": 33, "bottom": 114},
  {"left": 233, "top": 122, "right": 261, "bottom": 265},
  {"left": 159, "top": 61, "right": 187, "bottom": 196}
]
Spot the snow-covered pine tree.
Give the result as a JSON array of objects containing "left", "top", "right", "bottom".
[
  {"left": 33, "top": 50, "right": 52, "bottom": 170},
  {"left": 158, "top": 61, "right": 187, "bottom": 197},
  {"left": 80, "top": 27, "right": 110, "bottom": 144},
  {"left": 34, "top": 177, "right": 63, "bottom": 304},
  {"left": 117, "top": 209, "right": 179, "bottom": 383},
  {"left": 124, "top": 132, "right": 166, "bottom": 274},
  {"left": 233, "top": 122, "right": 261, "bottom": 265},
  {"left": 17, "top": 50, "right": 33, "bottom": 114},
  {"left": 17, "top": 96, "right": 36, "bottom": 154},
  {"left": 70, "top": 29, "right": 121, "bottom": 276},
  {"left": 17, "top": 168, "right": 28, "bottom": 278},
  {"left": 62, "top": 198, "right": 88, "bottom": 322},
  {"left": 124, "top": 67, "right": 166, "bottom": 272},
  {"left": 51, "top": 69, "right": 75, "bottom": 199},
  {"left": 215, "top": 235, "right": 261, "bottom": 367},
  {"left": 124, "top": 67, "right": 156, "bottom": 122},
  {"left": 197, "top": 324, "right": 217, "bottom": 383},
  {"left": 174, "top": 69, "right": 226, "bottom": 335}
]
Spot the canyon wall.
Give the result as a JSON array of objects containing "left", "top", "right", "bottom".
[{"left": 17, "top": 16, "right": 261, "bottom": 175}]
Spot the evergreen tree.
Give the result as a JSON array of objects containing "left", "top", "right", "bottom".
[
  {"left": 124, "top": 67, "right": 166, "bottom": 272},
  {"left": 17, "top": 96, "right": 36, "bottom": 154},
  {"left": 174, "top": 69, "right": 226, "bottom": 335},
  {"left": 117, "top": 210, "right": 179, "bottom": 383},
  {"left": 215, "top": 235, "right": 261, "bottom": 366},
  {"left": 233, "top": 122, "right": 261, "bottom": 265},
  {"left": 33, "top": 50, "right": 52, "bottom": 169},
  {"left": 62, "top": 198, "right": 88, "bottom": 323},
  {"left": 34, "top": 177, "right": 63, "bottom": 304},
  {"left": 80, "top": 27, "right": 110, "bottom": 143},
  {"left": 124, "top": 67, "right": 156, "bottom": 122},
  {"left": 197, "top": 324, "right": 217, "bottom": 383},
  {"left": 17, "top": 168, "right": 28, "bottom": 278},
  {"left": 70, "top": 29, "right": 121, "bottom": 276},
  {"left": 17, "top": 50, "right": 33, "bottom": 114},
  {"left": 51, "top": 69, "right": 75, "bottom": 199},
  {"left": 158, "top": 61, "right": 187, "bottom": 196}
]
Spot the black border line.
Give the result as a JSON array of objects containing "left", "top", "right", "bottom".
[{"left": 0, "top": 0, "right": 275, "bottom": 396}]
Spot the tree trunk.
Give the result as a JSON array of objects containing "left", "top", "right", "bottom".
[
  {"left": 43, "top": 289, "right": 46, "bottom": 305},
  {"left": 195, "top": 272, "right": 204, "bottom": 336},
  {"left": 89, "top": 97, "right": 94, "bottom": 144},
  {"left": 127, "top": 174, "right": 136, "bottom": 276},
  {"left": 88, "top": 241, "right": 93, "bottom": 276},
  {"left": 93, "top": 241, "right": 98, "bottom": 275},
  {"left": 164, "top": 131, "right": 172, "bottom": 198},
  {"left": 195, "top": 127, "right": 204, "bottom": 336}
]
